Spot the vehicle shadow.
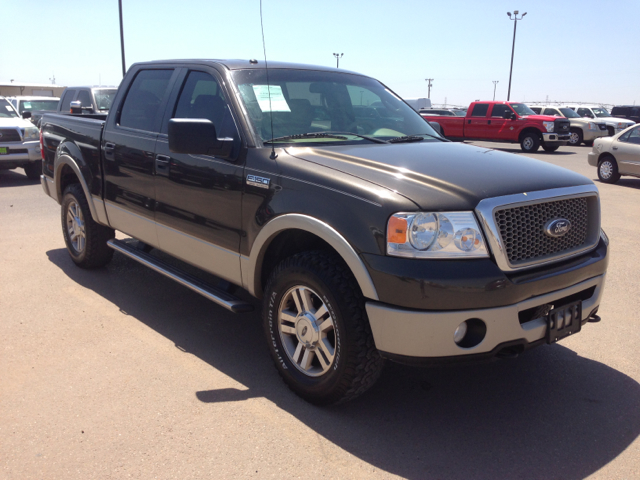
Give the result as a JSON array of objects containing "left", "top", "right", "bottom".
[
  {"left": 0, "top": 169, "right": 39, "bottom": 186},
  {"left": 47, "top": 248, "right": 640, "bottom": 480},
  {"left": 594, "top": 177, "right": 640, "bottom": 190}
]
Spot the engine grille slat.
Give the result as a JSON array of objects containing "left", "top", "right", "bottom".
[
  {"left": 0, "top": 128, "right": 22, "bottom": 142},
  {"left": 494, "top": 197, "right": 589, "bottom": 265}
]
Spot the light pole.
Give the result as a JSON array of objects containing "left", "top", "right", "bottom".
[
  {"left": 119, "top": 0, "right": 126, "bottom": 77},
  {"left": 425, "top": 78, "right": 433, "bottom": 98},
  {"left": 333, "top": 53, "right": 343, "bottom": 68},
  {"left": 492, "top": 80, "right": 499, "bottom": 101},
  {"left": 506, "top": 10, "right": 526, "bottom": 101}
]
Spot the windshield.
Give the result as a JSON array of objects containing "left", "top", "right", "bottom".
[
  {"left": 232, "top": 69, "right": 439, "bottom": 145},
  {"left": 510, "top": 103, "right": 536, "bottom": 116},
  {"left": 592, "top": 107, "right": 611, "bottom": 118},
  {"left": 19, "top": 100, "right": 59, "bottom": 112},
  {"left": 93, "top": 89, "right": 117, "bottom": 111},
  {"left": 0, "top": 99, "right": 19, "bottom": 118},
  {"left": 453, "top": 109, "right": 467, "bottom": 116},
  {"left": 559, "top": 108, "right": 580, "bottom": 118}
]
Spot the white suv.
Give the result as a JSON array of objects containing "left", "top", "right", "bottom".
[{"left": 564, "top": 105, "right": 634, "bottom": 136}]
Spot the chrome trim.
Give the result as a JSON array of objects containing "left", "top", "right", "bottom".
[
  {"left": 107, "top": 239, "right": 252, "bottom": 313},
  {"left": 367, "top": 274, "right": 605, "bottom": 357},
  {"left": 475, "top": 185, "right": 601, "bottom": 272},
  {"left": 242, "top": 214, "right": 379, "bottom": 300}
]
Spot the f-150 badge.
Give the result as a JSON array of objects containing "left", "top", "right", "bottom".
[{"left": 247, "top": 174, "right": 270, "bottom": 189}]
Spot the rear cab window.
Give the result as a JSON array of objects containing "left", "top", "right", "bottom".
[
  {"left": 60, "top": 90, "right": 77, "bottom": 112},
  {"left": 471, "top": 104, "right": 489, "bottom": 117},
  {"left": 119, "top": 69, "right": 174, "bottom": 132}
]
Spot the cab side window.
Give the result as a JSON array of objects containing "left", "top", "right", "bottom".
[
  {"left": 577, "top": 108, "right": 593, "bottom": 118},
  {"left": 471, "top": 104, "right": 489, "bottom": 117},
  {"left": 119, "top": 69, "right": 173, "bottom": 132},
  {"left": 173, "top": 71, "right": 237, "bottom": 139},
  {"left": 491, "top": 104, "right": 510, "bottom": 118},
  {"left": 60, "top": 90, "right": 76, "bottom": 112},
  {"left": 77, "top": 90, "right": 93, "bottom": 109}
]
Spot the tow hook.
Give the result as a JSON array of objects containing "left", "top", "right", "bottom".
[{"left": 588, "top": 315, "right": 602, "bottom": 323}]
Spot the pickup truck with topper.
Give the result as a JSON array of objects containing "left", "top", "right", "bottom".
[
  {"left": 40, "top": 60, "right": 609, "bottom": 405},
  {"left": 424, "top": 101, "right": 572, "bottom": 153}
]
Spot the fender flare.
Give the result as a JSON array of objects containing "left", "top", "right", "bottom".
[
  {"left": 54, "top": 153, "right": 101, "bottom": 221},
  {"left": 241, "top": 214, "right": 379, "bottom": 301}
]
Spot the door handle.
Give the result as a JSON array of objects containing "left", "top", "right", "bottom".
[
  {"left": 488, "top": 120, "right": 492, "bottom": 125},
  {"left": 612, "top": 146, "right": 618, "bottom": 150},
  {"left": 156, "top": 154, "right": 171, "bottom": 163},
  {"left": 467, "top": 120, "right": 471, "bottom": 124},
  {"left": 104, "top": 142, "right": 115, "bottom": 160}
]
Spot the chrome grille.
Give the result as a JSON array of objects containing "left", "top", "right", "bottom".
[
  {"left": 0, "top": 128, "right": 21, "bottom": 142},
  {"left": 554, "top": 119, "right": 570, "bottom": 133},
  {"left": 597, "top": 123, "right": 607, "bottom": 131},
  {"left": 494, "top": 198, "right": 589, "bottom": 265}
]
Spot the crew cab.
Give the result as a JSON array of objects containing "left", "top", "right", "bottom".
[
  {"left": 40, "top": 60, "right": 608, "bottom": 405},
  {"left": 424, "top": 101, "right": 571, "bottom": 152},
  {"left": 0, "top": 97, "right": 42, "bottom": 179},
  {"left": 7, "top": 96, "right": 60, "bottom": 128},
  {"left": 529, "top": 105, "right": 608, "bottom": 146}
]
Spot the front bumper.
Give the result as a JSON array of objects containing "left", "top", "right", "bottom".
[
  {"left": 0, "top": 140, "right": 41, "bottom": 166},
  {"left": 587, "top": 152, "right": 599, "bottom": 167},
  {"left": 367, "top": 274, "right": 605, "bottom": 359},
  {"left": 542, "top": 132, "right": 570, "bottom": 146}
]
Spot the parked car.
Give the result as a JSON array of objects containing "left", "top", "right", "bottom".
[
  {"left": 610, "top": 105, "right": 640, "bottom": 124},
  {"left": 41, "top": 59, "right": 607, "bottom": 405},
  {"left": 564, "top": 105, "right": 634, "bottom": 137},
  {"left": 403, "top": 97, "right": 431, "bottom": 111},
  {"left": 0, "top": 97, "right": 42, "bottom": 179},
  {"left": 529, "top": 106, "right": 608, "bottom": 146},
  {"left": 7, "top": 96, "right": 60, "bottom": 128},
  {"left": 57, "top": 86, "right": 118, "bottom": 114},
  {"left": 425, "top": 101, "right": 571, "bottom": 152},
  {"left": 588, "top": 124, "right": 640, "bottom": 183}
]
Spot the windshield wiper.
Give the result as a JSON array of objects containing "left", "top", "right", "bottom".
[
  {"left": 388, "top": 135, "right": 425, "bottom": 144},
  {"left": 264, "top": 132, "right": 348, "bottom": 144},
  {"left": 324, "top": 131, "right": 389, "bottom": 144}
]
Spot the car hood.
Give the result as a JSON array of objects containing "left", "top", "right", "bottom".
[
  {"left": 285, "top": 141, "right": 592, "bottom": 210},
  {"left": 0, "top": 117, "right": 33, "bottom": 128}
]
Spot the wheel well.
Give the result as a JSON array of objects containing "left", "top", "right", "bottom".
[
  {"left": 259, "top": 229, "right": 338, "bottom": 294},
  {"left": 58, "top": 164, "right": 81, "bottom": 200},
  {"left": 519, "top": 128, "right": 541, "bottom": 142},
  {"left": 598, "top": 152, "right": 616, "bottom": 164}
]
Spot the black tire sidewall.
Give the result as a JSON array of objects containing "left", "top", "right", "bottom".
[
  {"left": 61, "top": 185, "right": 89, "bottom": 264},
  {"left": 521, "top": 133, "right": 540, "bottom": 152},
  {"left": 598, "top": 156, "right": 619, "bottom": 183},
  {"left": 264, "top": 259, "right": 355, "bottom": 403}
]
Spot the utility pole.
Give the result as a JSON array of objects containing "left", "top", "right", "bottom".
[
  {"left": 49, "top": 75, "right": 56, "bottom": 85},
  {"left": 425, "top": 78, "right": 433, "bottom": 99},
  {"left": 333, "top": 53, "right": 343, "bottom": 68},
  {"left": 119, "top": 0, "right": 127, "bottom": 77},
  {"left": 492, "top": 80, "right": 499, "bottom": 101},
  {"left": 506, "top": 10, "right": 527, "bottom": 101}
]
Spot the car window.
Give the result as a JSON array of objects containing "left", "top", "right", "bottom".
[
  {"left": 119, "top": 69, "right": 173, "bottom": 132},
  {"left": 471, "top": 104, "right": 489, "bottom": 117},
  {"left": 60, "top": 90, "right": 76, "bottom": 112},
  {"left": 577, "top": 108, "right": 593, "bottom": 118},
  {"left": 93, "top": 89, "right": 117, "bottom": 111},
  {"left": 559, "top": 108, "right": 580, "bottom": 118},
  {"left": 543, "top": 108, "right": 561, "bottom": 116},
  {"left": 491, "top": 104, "right": 511, "bottom": 118},
  {"left": 77, "top": 90, "right": 93, "bottom": 108},
  {"left": 19, "top": 100, "right": 58, "bottom": 112},
  {"left": 621, "top": 127, "right": 640, "bottom": 145},
  {"left": 172, "top": 70, "right": 237, "bottom": 139},
  {"left": 530, "top": 107, "right": 542, "bottom": 114},
  {"left": 0, "top": 98, "right": 19, "bottom": 118}
]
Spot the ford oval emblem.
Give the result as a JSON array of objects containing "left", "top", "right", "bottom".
[{"left": 544, "top": 218, "right": 572, "bottom": 238}]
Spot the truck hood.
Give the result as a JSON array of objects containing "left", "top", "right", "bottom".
[
  {"left": 521, "top": 114, "right": 560, "bottom": 122},
  {"left": 598, "top": 117, "right": 635, "bottom": 126},
  {"left": 285, "top": 141, "right": 592, "bottom": 210},
  {"left": 0, "top": 117, "right": 33, "bottom": 128}
]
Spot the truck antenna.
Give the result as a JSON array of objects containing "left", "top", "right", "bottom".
[{"left": 260, "top": 0, "right": 277, "bottom": 160}]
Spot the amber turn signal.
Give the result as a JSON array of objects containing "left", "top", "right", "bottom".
[{"left": 388, "top": 216, "right": 408, "bottom": 244}]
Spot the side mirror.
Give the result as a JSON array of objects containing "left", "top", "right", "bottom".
[
  {"left": 70, "top": 100, "right": 82, "bottom": 114},
  {"left": 503, "top": 111, "right": 517, "bottom": 120},
  {"left": 22, "top": 111, "right": 32, "bottom": 119},
  {"left": 168, "top": 118, "right": 233, "bottom": 158}
]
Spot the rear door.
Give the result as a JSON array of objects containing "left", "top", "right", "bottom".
[
  {"left": 102, "top": 67, "right": 179, "bottom": 247},
  {"left": 465, "top": 103, "right": 490, "bottom": 139},
  {"left": 615, "top": 126, "right": 640, "bottom": 175},
  {"left": 153, "top": 68, "right": 245, "bottom": 285}
]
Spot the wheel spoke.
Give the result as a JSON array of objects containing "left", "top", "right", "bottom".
[
  {"left": 299, "top": 288, "right": 314, "bottom": 312},
  {"left": 77, "top": 235, "right": 85, "bottom": 252},
  {"left": 316, "top": 340, "right": 334, "bottom": 372},
  {"left": 280, "top": 310, "right": 297, "bottom": 324},
  {"left": 313, "top": 304, "right": 328, "bottom": 322},
  {"left": 280, "top": 324, "right": 297, "bottom": 335},
  {"left": 292, "top": 342, "right": 303, "bottom": 363},
  {"left": 318, "top": 318, "right": 333, "bottom": 333},
  {"left": 292, "top": 288, "right": 304, "bottom": 314},
  {"left": 299, "top": 348, "right": 314, "bottom": 371}
]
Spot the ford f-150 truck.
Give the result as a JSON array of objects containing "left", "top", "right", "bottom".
[
  {"left": 40, "top": 60, "right": 608, "bottom": 405},
  {"left": 424, "top": 101, "right": 572, "bottom": 153}
]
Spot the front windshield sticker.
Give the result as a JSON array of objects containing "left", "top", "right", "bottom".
[
  {"left": 5, "top": 106, "right": 12, "bottom": 111},
  {"left": 252, "top": 85, "right": 291, "bottom": 112},
  {"left": 23, "top": 102, "right": 32, "bottom": 108}
]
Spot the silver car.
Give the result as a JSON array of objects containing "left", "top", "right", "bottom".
[{"left": 588, "top": 124, "right": 640, "bottom": 183}]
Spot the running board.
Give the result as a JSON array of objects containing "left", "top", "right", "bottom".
[{"left": 107, "top": 239, "right": 254, "bottom": 314}]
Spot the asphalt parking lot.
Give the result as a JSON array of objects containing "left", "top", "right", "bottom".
[{"left": 2, "top": 142, "right": 639, "bottom": 479}]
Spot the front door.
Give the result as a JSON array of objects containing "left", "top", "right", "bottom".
[
  {"left": 487, "top": 104, "right": 513, "bottom": 141},
  {"left": 154, "top": 69, "right": 245, "bottom": 285},
  {"left": 102, "top": 68, "right": 177, "bottom": 247}
]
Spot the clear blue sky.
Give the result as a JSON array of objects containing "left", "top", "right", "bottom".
[{"left": 2, "top": 0, "right": 638, "bottom": 107}]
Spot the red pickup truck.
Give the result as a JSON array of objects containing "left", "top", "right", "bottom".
[{"left": 424, "top": 101, "right": 571, "bottom": 153}]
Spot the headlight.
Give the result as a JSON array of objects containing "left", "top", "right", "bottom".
[
  {"left": 23, "top": 126, "right": 39, "bottom": 140},
  {"left": 543, "top": 121, "right": 554, "bottom": 133},
  {"left": 387, "top": 212, "right": 489, "bottom": 258},
  {"left": 617, "top": 123, "right": 626, "bottom": 129},
  {"left": 588, "top": 122, "right": 597, "bottom": 131}
]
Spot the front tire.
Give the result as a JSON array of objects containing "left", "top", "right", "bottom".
[
  {"left": 263, "top": 251, "right": 383, "bottom": 405},
  {"left": 568, "top": 128, "right": 583, "bottom": 146},
  {"left": 520, "top": 132, "right": 540, "bottom": 152},
  {"left": 61, "top": 183, "right": 115, "bottom": 268},
  {"left": 23, "top": 161, "right": 42, "bottom": 180},
  {"left": 597, "top": 156, "right": 620, "bottom": 184}
]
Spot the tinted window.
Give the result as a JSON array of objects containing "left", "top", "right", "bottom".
[
  {"left": 577, "top": 108, "right": 593, "bottom": 118},
  {"left": 77, "top": 90, "right": 93, "bottom": 108},
  {"left": 120, "top": 69, "right": 173, "bottom": 132},
  {"left": 621, "top": 126, "right": 640, "bottom": 145},
  {"left": 530, "top": 107, "right": 542, "bottom": 114},
  {"left": 471, "top": 104, "right": 489, "bottom": 117},
  {"left": 491, "top": 104, "right": 511, "bottom": 117},
  {"left": 0, "top": 98, "right": 19, "bottom": 118},
  {"left": 543, "top": 108, "right": 561, "bottom": 116},
  {"left": 559, "top": 108, "right": 580, "bottom": 118},
  {"left": 60, "top": 89, "right": 76, "bottom": 112}
]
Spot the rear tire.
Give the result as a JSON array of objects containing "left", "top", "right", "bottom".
[
  {"left": 23, "top": 161, "right": 42, "bottom": 180},
  {"left": 263, "top": 251, "right": 383, "bottom": 405},
  {"left": 597, "top": 156, "right": 620, "bottom": 184},
  {"left": 542, "top": 145, "right": 559, "bottom": 153},
  {"left": 61, "top": 183, "right": 115, "bottom": 268},
  {"left": 520, "top": 132, "right": 540, "bottom": 153},
  {"left": 568, "top": 128, "right": 583, "bottom": 146}
]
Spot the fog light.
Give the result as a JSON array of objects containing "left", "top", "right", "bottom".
[{"left": 454, "top": 321, "right": 468, "bottom": 344}]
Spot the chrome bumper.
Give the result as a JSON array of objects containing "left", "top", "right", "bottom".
[
  {"left": 0, "top": 141, "right": 40, "bottom": 163},
  {"left": 542, "top": 132, "right": 570, "bottom": 143},
  {"left": 366, "top": 274, "right": 605, "bottom": 358}
]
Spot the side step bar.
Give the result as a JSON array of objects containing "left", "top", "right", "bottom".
[{"left": 107, "top": 239, "right": 254, "bottom": 314}]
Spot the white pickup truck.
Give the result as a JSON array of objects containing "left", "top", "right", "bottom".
[{"left": 0, "top": 97, "right": 42, "bottom": 179}]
